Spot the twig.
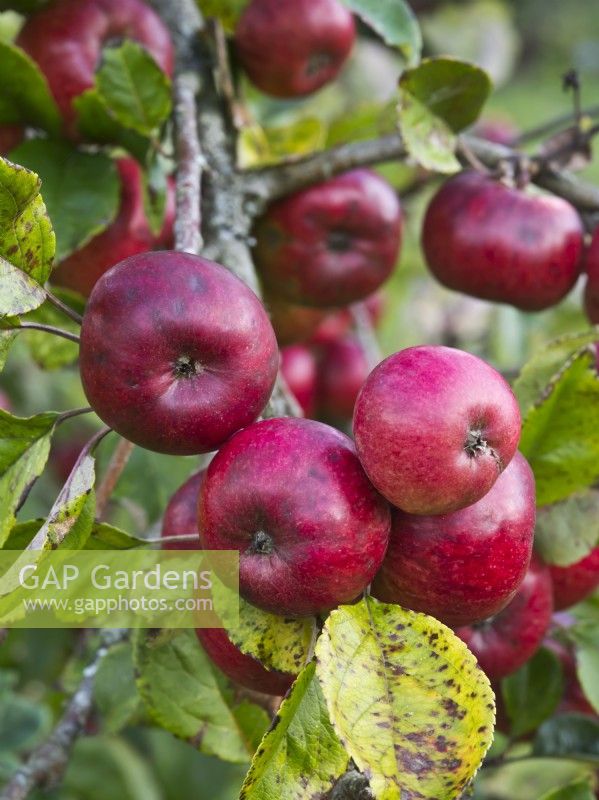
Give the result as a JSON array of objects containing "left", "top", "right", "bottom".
[
  {"left": 210, "top": 19, "right": 248, "bottom": 130},
  {"left": 56, "top": 407, "right": 93, "bottom": 425},
  {"left": 514, "top": 103, "right": 599, "bottom": 145},
  {"left": 173, "top": 71, "right": 203, "bottom": 254},
  {"left": 350, "top": 303, "right": 382, "bottom": 371},
  {"left": 44, "top": 289, "right": 83, "bottom": 326},
  {"left": 95, "top": 438, "right": 135, "bottom": 520},
  {"left": 139, "top": 533, "right": 198, "bottom": 545},
  {"left": 17, "top": 323, "right": 80, "bottom": 344},
  {"left": 0, "top": 629, "right": 127, "bottom": 800}
]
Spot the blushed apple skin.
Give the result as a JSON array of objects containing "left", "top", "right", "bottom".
[
  {"left": 371, "top": 452, "right": 536, "bottom": 627},
  {"left": 199, "top": 417, "right": 391, "bottom": 617},
  {"left": 161, "top": 470, "right": 205, "bottom": 551},
  {"left": 254, "top": 169, "right": 402, "bottom": 308},
  {"left": 455, "top": 558, "right": 553, "bottom": 681},
  {"left": 234, "top": 0, "right": 355, "bottom": 98},
  {"left": 353, "top": 345, "right": 522, "bottom": 516},
  {"left": 549, "top": 546, "right": 599, "bottom": 611},
  {"left": 584, "top": 227, "right": 599, "bottom": 323},
  {"left": 52, "top": 158, "right": 175, "bottom": 297},
  {"left": 280, "top": 345, "right": 317, "bottom": 417},
  {"left": 79, "top": 251, "right": 279, "bottom": 455},
  {"left": 316, "top": 335, "right": 369, "bottom": 421},
  {"left": 422, "top": 171, "right": 584, "bottom": 311},
  {"left": 17, "top": 0, "right": 174, "bottom": 138},
  {"left": 196, "top": 628, "right": 295, "bottom": 696}
]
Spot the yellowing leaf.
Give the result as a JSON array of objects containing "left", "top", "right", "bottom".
[{"left": 316, "top": 598, "right": 495, "bottom": 800}]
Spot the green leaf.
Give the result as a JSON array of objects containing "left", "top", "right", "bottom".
[
  {"left": 513, "top": 330, "right": 599, "bottom": 418},
  {"left": 197, "top": 0, "right": 249, "bottom": 32},
  {"left": 73, "top": 88, "right": 150, "bottom": 160},
  {"left": 398, "top": 57, "right": 492, "bottom": 173},
  {"left": 326, "top": 101, "right": 399, "bottom": 147},
  {"left": 95, "top": 41, "right": 172, "bottom": 136},
  {"left": 94, "top": 642, "right": 142, "bottom": 733},
  {"left": 0, "top": 1, "right": 49, "bottom": 12},
  {"left": 232, "top": 700, "right": 271, "bottom": 755},
  {"left": 519, "top": 350, "right": 599, "bottom": 506},
  {"left": 21, "top": 296, "right": 82, "bottom": 371},
  {"left": 533, "top": 714, "right": 599, "bottom": 765},
  {"left": 220, "top": 595, "right": 316, "bottom": 675},
  {"left": 539, "top": 781, "right": 595, "bottom": 800},
  {"left": 315, "top": 598, "right": 495, "bottom": 800},
  {"left": 341, "top": 0, "right": 422, "bottom": 66},
  {"left": 0, "top": 678, "right": 51, "bottom": 753},
  {"left": 502, "top": 647, "right": 563, "bottom": 738},
  {"left": 238, "top": 119, "right": 327, "bottom": 169},
  {"left": 134, "top": 628, "right": 267, "bottom": 764},
  {"left": 240, "top": 662, "right": 348, "bottom": 800},
  {"left": 1, "top": 519, "right": 42, "bottom": 549},
  {"left": 535, "top": 490, "right": 599, "bottom": 567},
  {"left": 27, "top": 446, "right": 97, "bottom": 550},
  {"left": 0, "top": 41, "right": 61, "bottom": 133},
  {"left": 576, "top": 644, "right": 599, "bottom": 715},
  {"left": 0, "top": 156, "right": 55, "bottom": 283},
  {"left": 0, "top": 329, "right": 16, "bottom": 373},
  {"left": 0, "top": 257, "right": 46, "bottom": 316},
  {"left": 86, "top": 522, "right": 147, "bottom": 550},
  {"left": 10, "top": 140, "right": 120, "bottom": 262},
  {"left": 0, "top": 410, "right": 57, "bottom": 546}
]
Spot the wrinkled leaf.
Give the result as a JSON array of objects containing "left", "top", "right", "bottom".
[
  {"left": 342, "top": 0, "right": 421, "bottom": 66},
  {"left": 316, "top": 598, "right": 495, "bottom": 800},
  {"left": 519, "top": 350, "right": 599, "bottom": 506},
  {"left": 134, "top": 628, "right": 267, "bottom": 764},
  {"left": 240, "top": 663, "right": 348, "bottom": 800},
  {"left": 398, "top": 57, "right": 492, "bottom": 172},
  {"left": 11, "top": 140, "right": 120, "bottom": 262},
  {"left": 0, "top": 258, "right": 46, "bottom": 316},
  {"left": 27, "top": 447, "right": 97, "bottom": 550},
  {"left": 0, "top": 410, "right": 57, "bottom": 546},
  {"left": 535, "top": 491, "right": 599, "bottom": 567},
  {"left": 95, "top": 41, "right": 172, "bottom": 136},
  {"left": 0, "top": 41, "right": 60, "bottom": 133},
  {"left": 513, "top": 331, "right": 599, "bottom": 418},
  {"left": 533, "top": 714, "right": 599, "bottom": 764},
  {"left": 502, "top": 647, "right": 563, "bottom": 738},
  {"left": 0, "top": 156, "right": 55, "bottom": 282}
]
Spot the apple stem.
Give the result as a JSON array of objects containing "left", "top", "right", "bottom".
[
  {"left": 56, "top": 407, "right": 94, "bottom": 425},
  {"left": 45, "top": 289, "right": 84, "bottom": 325},
  {"left": 18, "top": 323, "right": 80, "bottom": 344}
]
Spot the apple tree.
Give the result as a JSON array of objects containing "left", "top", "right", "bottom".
[{"left": 0, "top": 0, "right": 599, "bottom": 799}]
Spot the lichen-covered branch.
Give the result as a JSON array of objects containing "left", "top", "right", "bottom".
[
  {"left": 173, "top": 71, "right": 203, "bottom": 254},
  {"left": 0, "top": 630, "right": 127, "bottom": 800}
]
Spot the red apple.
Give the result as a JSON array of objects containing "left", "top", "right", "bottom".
[
  {"left": 549, "top": 547, "right": 599, "bottom": 611},
  {"left": 234, "top": 0, "right": 355, "bottom": 98},
  {"left": 455, "top": 558, "right": 553, "bottom": 681},
  {"left": 422, "top": 171, "right": 584, "bottom": 311},
  {"left": 280, "top": 345, "right": 317, "bottom": 417},
  {"left": 310, "top": 291, "right": 386, "bottom": 346},
  {"left": 265, "top": 294, "right": 330, "bottom": 346},
  {"left": 17, "top": 0, "right": 174, "bottom": 138},
  {"left": 473, "top": 116, "right": 519, "bottom": 146},
  {"left": 79, "top": 251, "right": 279, "bottom": 455},
  {"left": 584, "top": 227, "right": 599, "bottom": 324},
  {"left": 199, "top": 417, "right": 391, "bottom": 617},
  {"left": 254, "top": 169, "right": 402, "bottom": 307},
  {"left": 371, "top": 452, "right": 536, "bottom": 627},
  {"left": 353, "top": 345, "right": 522, "bottom": 515},
  {"left": 0, "top": 125, "right": 24, "bottom": 155},
  {"left": 196, "top": 627, "right": 294, "bottom": 696},
  {"left": 161, "top": 470, "right": 205, "bottom": 550},
  {"left": 316, "top": 335, "right": 369, "bottom": 420},
  {"left": 52, "top": 158, "right": 174, "bottom": 297}
]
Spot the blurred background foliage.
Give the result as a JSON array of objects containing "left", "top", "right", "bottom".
[{"left": 1, "top": 0, "right": 599, "bottom": 797}]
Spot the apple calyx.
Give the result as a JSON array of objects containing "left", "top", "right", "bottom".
[
  {"left": 173, "top": 355, "right": 203, "bottom": 379},
  {"left": 464, "top": 428, "right": 498, "bottom": 463},
  {"left": 249, "top": 530, "right": 275, "bottom": 556}
]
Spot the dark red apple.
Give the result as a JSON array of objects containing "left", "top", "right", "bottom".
[
  {"left": 549, "top": 547, "right": 599, "bottom": 611},
  {"left": 199, "top": 417, "right": 391, "bottom": 617},
  {"left": 353, "top": 345, "right": 521, "bottom": 515},
  {"left": 455, "top": 558, "right": 553, "bottom": 681},
  {"left": 280, "top": 345, "right": 317, "bottom": 417},
  {"left": 196, "top": 627, "right": 294, "bottom": 696},
  {"left": 584, "top": 227, "right": 599, "bottom": 324},
  {"left": 17, "top": 0, "right": 174, "bottom": 138},
  {"left": 234, "top": 0, "right": 355, "bottom": 98},
  {"left": 422, "top": 171, "right": 584, "bottom": 311},
  {"left": 52, "top": 158, "right": 175, "bottom": 297},
  {"left": 254, "top": 169, "right": 402, "bottom": 307},
  {"left": 265, "top": 294, "right": 330, "bottom": 345},
  {"left": 79, "top": 251, "right": 279, "bottom": 455},
  {"left": 316, "top": 335, "right": 369, "bottom": 420},
  {"left": 0, "top": 124, "right": 24, "bottom": 155},
  {"left": 371, "top": 452, "right": 536, "bottom": 626},
  {"left": 161, "top": 470, "right": 205, "bottom": 550}
]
